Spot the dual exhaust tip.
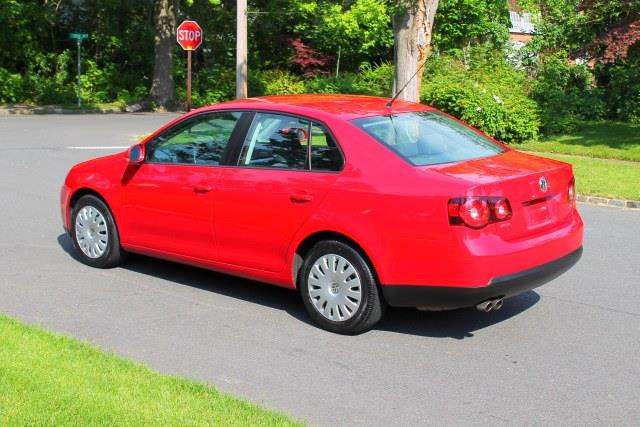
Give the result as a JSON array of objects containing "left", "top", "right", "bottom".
[{"left": 476, "top": 298, "right": 504, "bottom": 313}]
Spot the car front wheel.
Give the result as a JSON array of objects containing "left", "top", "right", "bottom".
[
  {"left": 299, "top": 240, "right": 385, "bottom": 334},
  {"left": 71, "top": 194, "right": 123, "bottom": 268}
]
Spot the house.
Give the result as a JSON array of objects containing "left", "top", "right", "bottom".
[{"left": 508, "top": 0, "right": 536, "bottom": 45}]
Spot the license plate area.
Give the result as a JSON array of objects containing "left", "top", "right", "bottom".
[{"left": 523, "top": 193, "right": 559, "bottom": 228}]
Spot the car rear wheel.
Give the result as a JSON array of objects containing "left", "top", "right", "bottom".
[
  {"left": 71, "top": 195, "right": 123, "bottom": 268},
  {"left": 299, "top": 240, "right": 385, "bottom": 334}
]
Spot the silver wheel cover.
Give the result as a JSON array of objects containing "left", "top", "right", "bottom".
[
  {"left": 75, "top": 206, "right": 109, "bottom": 259},
  {"left": 308, "top": 254, "right": 362, "bottom": 322}
]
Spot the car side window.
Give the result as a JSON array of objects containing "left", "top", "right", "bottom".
[
  {"left": 147, "top": 111, "right": 241, "bottom": 165},
  {"left": 238, "top": 113, "right": 310, "bottom": 170},
  {"left": 310, "top": 123, "right": 343, "bottom": 171}
]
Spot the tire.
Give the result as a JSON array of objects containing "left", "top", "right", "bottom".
[
  {"left": 299, "top": 240, "right": 385, "bottom": 334},
  {"left": 71, "top": 194, "right": 124, "bottom": 269}
]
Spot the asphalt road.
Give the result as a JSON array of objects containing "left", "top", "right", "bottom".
[{"left": 1, "top": 114, "right": 639, "bottom": 426}]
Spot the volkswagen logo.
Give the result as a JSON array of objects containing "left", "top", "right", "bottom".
[{"left": 539, "top": 176, "right": 548, "bottom": 193}]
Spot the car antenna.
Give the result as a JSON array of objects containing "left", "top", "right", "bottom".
[{"left": 386, "top": 60, "right": 427, "bottom": 108}]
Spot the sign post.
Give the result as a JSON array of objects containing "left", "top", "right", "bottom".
[
  {"left": 176, "top": 20, "right": 203, "bottom": 112},
  {"left": 69, "top": 32, "right": 89, "bottom": 107}
]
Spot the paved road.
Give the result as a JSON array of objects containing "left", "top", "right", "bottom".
[{"left": 1, "top": 114, "right": 639, "bottom": 426}]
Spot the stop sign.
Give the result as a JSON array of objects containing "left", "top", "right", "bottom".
[{"left": 176, "top": 20, "right": 203, "bottom": 51}]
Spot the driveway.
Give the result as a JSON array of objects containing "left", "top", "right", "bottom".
[{"left": 0, "top": 113, "right": 638, "bottom": 425}]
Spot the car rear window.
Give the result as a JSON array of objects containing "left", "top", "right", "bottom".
[{"left": 352, "top": 112, "right": 504, "bottom": 166}]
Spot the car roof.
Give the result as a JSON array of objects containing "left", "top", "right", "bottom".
[{"left": 197, "top": 94, "right": 434, "bottom": 121}]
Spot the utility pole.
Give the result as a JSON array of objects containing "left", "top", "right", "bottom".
[{"left": 236, "top": 0, "right": 248, "bottom": 99}]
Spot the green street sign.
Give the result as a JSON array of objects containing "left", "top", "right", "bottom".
[
  {"left": 69, "top": 32, "right": 89, "bottom": 41},
  {"left": 69, "top": 33, "right": 89, "bottom": 107}
]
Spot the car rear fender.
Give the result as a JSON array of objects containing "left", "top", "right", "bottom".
[{"left": 288, "top": 228, "right": 383, "bottom": 289}]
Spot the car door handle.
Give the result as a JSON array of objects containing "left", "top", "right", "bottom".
[
  {"left": 193, "top": 184, "right": 213, "bottom": 193},
  {"left": 290, "top": 193, "right": 313, "bottom": 203}
]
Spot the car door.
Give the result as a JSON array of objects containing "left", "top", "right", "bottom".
[
  {"left": 215, "top": 112, "right": 344, "bottom": 272},
  {"left": 120, "top": 111, "right": 243, "bottom": 260}
]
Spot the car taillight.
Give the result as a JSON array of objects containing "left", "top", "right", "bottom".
[
  {"left": 448, "top": 197, "right": 512, "bottom": 229},
  {"left": 459, "top": 198, "right": 490, "bottom": 228},
  {"left": 492, "top": 198, "right": 512, "bottom": 221},
  {"left": 568, "top": 177, "right": 576, "bottom": 203}
]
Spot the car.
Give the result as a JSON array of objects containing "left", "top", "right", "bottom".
[{"left": 60, "top": 94, "right": 583, "bottom": 334}]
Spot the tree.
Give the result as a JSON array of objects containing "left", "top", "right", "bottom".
[
  {"left": 391, "top": 0, "right": 439, "bottom": 102},
  {"left": 433, "top": 0, "right": 510, "bottom": 56},
  {"left": 149, "top": 0, "right": 177, "bottom": 110},
  {"left": 522, "top": 0, "right": 640, "bottom": 62},
  {"left": 580, "top": 0, "right": 640, "bottom": 63},
  {"left": 290, "top": 0, "right": 395, "bottom": 71}
]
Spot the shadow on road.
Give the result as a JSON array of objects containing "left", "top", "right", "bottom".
[
  {"left": 378, "top": 291, "right": 540, "bottom": 339},
  {"left": 58, "top": 233, "right": 540, "bottom": 339},
  {"left": 57, "top": 233, "right": 310, "bottom": 322}
]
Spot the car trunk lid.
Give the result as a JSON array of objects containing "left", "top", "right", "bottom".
[{"left": 425, "top": 150, "right": 575, "bottom": 240}]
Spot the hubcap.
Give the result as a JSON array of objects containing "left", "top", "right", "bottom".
[
  {"left": 308, "top": 254, "right": 362, "bottom": 322},
  {"left": 75, "top": 206, "right": 109, "bottom": 259}
]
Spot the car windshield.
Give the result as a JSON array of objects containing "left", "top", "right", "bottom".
[{"left": 352, "top": 111, "right": 504, "bottom": 166}]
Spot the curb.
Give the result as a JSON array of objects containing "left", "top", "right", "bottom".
[
  {"left": 577, "top": 195, "right": 640, "bottom": 209},
  {"left": 0, "top": 105, "right": 123, "bottom": 115}
]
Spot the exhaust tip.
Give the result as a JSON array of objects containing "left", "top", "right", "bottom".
[
  {"left": 477, "top": 298, "right": 504, "bottom": 313},
  {"left": 476, "top": 300, "right": 494, "bottom": 312}
]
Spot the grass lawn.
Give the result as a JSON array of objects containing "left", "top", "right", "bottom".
[
  {"left": 522, "top": 152, "right": 640, "bottom": 201},
  {"left": 513, "top": 121, "right": 640, "bottom": 201},
  {"left": 0, "top": 315, "right": 300, "bottom": 426},
  {"left": 518, "top": 121, "right": 640, "bottom": 162}
]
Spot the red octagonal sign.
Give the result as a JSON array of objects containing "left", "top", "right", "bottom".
[{"left": 176, "top": 20, "right": 203, "bottom": 51}]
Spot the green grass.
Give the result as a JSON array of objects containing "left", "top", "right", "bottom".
[
  {"left": 518, "top": 121, "right": 640, "bottom": 162},
  {"left": 525, "top": 152, "right": 640, "bottom": 201},
  {"left": 513, "top": 121, "right": 640, "bottom": 200},
  {"left": 67, "top": 101, "right": 125, "bottom": 111},
  {"left": 0, "top": 315, "right": 301, "bottom": 426}
]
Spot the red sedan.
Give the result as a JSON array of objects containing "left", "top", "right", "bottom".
[{"left": 61, "top": 95, "right": 583, "bottom": 334}]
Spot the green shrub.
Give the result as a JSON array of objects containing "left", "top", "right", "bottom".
[
  {"left": 80, "top": 60, "right": 119, "bottom": 104},
  {"left": 188, "top": 66, "right": 236, "bottom": 107},
  {"left": 0, "top": 68, "right": 25, "bottom": 103},
  {"left": 352, "top": 62, "right": 393, "bottom": 96},
  {"left": 533, "top": 55, "right": 606, "bottom": 134},
  {"left": 249, "top": 69, "right": 305, "bottom": 96},
  {"left": 0, "top": 50, "right": 143, "bottom": 106},
  {"left": 598, "top": 56, "right": 640, "bottom": 123},
  {"left": 304, "top": 62, "right": 393, "bottom": 96},
  {"left": 115, "top": 85, "right": 150, "bottom": 106},
  {"left": 304, "top": 73, "right": 357, "bottom": 94},
  {"left": 14, "top": 51, "right": 76, "bottom": 105},
  {"left": 421, "top": 54, "right": 540, "bottom": 143}
]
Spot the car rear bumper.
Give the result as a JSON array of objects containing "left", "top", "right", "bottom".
[{"left": 381, "top": 246, "right": 582, "bottom": 309}]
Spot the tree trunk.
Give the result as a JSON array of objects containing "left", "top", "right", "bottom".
[
  {"left": 392, "top": 0, "right": 439, "bottom": 102},
  {"left": 149, "top": 0, "right": 176, "bottom": 110}
]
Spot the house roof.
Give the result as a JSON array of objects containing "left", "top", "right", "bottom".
[{"left": 509, "top": 10, "right": 536, "bottom": 34}]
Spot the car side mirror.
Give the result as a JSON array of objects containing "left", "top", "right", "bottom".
[{"left": 128, "top": 144, "right": 145, "bottom": 165}]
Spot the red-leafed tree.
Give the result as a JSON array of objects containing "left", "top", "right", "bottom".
[
  {"left": 531, "top": 0, "right": 640, "bottom": 63},
  {"left": 577, "top": 0, "right": 640, "bottom": 63},
  {"left": 592, "top": 19, "right": 640, "bottom": 63},
  {"left": 288, "top": 38, "right": 331, "bottom": 78}
]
